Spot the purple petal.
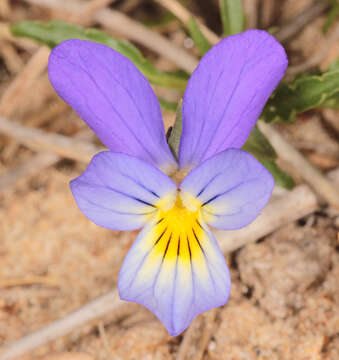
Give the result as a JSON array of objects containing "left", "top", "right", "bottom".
[
  {"left": 48, "top": 39, "right": 177, "bottom": 173},
  {"left": 118, "top": 214, "right": 230, "bottom": 336},
  {"left": 70, "top": 151, "right": 177, "bottom": 231},
  {"left": 180, "top": 149, "right": 274, "bottom": 230},
  {"left": 179, "top": 30, "right": 288, "bottom": 169}
]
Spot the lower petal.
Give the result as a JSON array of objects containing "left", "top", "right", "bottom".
[{"left": 118, "top": 213, "right": 230, "bottom": 336}]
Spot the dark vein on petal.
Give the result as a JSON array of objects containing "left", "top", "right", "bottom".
[
  {"left": 187, "top": 235, "right": 192, "bottom": 262},
  {"left": 192, "top": 228, "right": 205, "bottom": 255},
  {"left": 201, "top": 176, "right": 263, "bottom": 207},
  {"left": 162, "top": 234, "right": 172, "bottom": 262},
  {"left": 196, "top": 172, "right": 222, "bottom": 197},
  {"left": 75, "top": 60, "right": 158, "bottom": 163},
  {"left": 120, "top": 171, "right": 160, "bottom": 198},
  {"left": 154, "top": 228, "right": 167, "bottom": 247}
]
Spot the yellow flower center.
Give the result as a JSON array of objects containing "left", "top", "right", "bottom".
[{"left": 151, "top": 192, "right": 205, "bottom": 263}]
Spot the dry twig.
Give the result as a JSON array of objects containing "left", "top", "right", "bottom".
[
  {"left": 0, "top": 152, "right": 60, "bottom": 193},
  {"left": 243, "top": 0, "right": 259, "bottom": 28},
  {"left": 0, "top": 0, "right": 10, "bottom": 18},
  {"left": 38, "top": 353, "right": 95, "bottom": 360},
  {"left": 25, "top": 0, "right": 199, "bottom": 73},
  {"left": 323, "top": 109, "right": 339, "bottom": 135},
  {"left": 260, "top": 0, "right": 276, "bottom": 28},
  {"left": 153, "top": 0, "right": 219, "bottom": 44},
  {"left": 176, "top": 316, "right": 202, "bottom": 360},
  {"left": 97, "top": 321, "right": 112, "bottom": 359},
  {"left": 0, "top": 290, "right": 121, "bottom": 360},
  {"left": 259, "top": 122, "right": 339, "bottom": 210},
  {"left": 0, "top": 276, "right": 61, "bottom": 289},
  {"left": 275, "top": 0, "right": 329, "bottom": 43},
  {"left": 0, "top": 22, "right": 38, "bottom": 50},
  {"left": 70, "top": 0, "right": 117, "bottom": 25},
  {"left": 287, "top": 23, "right": 339, "bottom": 76},
  {"left": 0, "top": 116, "right": 103, "bottom": 163},
  {"left": 0, "top": 46, "right": 50, "bottom": 117},
  {"left": 0, "top": 128, "right": 92, "bottom": 194},
  {"left": 194, "top": 309, "right": 218, "bottom": 360},
  {"left": 0, "top": 40, "right": 24, "bottom": 74}
]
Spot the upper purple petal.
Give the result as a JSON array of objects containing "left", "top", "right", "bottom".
[
  {"left": 178, "top": 30, "right": 288, "bottom": 169},
  {"left": 48, "top": 39, "right": 177, "bottom": 173}
]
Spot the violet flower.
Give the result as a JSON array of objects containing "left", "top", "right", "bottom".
[{"left": 48, "top": 30, "right": 287, "bottom": 336}]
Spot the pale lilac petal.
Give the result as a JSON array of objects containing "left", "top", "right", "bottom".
[
  {"left": 179, "top": 30, "right": 288, "bottom": 169},
  {"left": 70, "top": 152, "right": 177, "bottom": 231},
  {"left": 180, "top": 149, "right": 274, "bottom": 230},
  {"left": 48, "top": 39, "right": 176, "bottom": 173},
  {"left": 118, "top": 215, "right": 230, "bottom": 336}
]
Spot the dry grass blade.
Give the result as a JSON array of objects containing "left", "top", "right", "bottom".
[
  {"left": 0, "top": 290, "right": 121, "bottom": 360},
  {"left": 24, "top": 0, "right": 199, "bottom": 73},
  {"left": 0, "top": 46, "right": 50, "bottom": 117},
  {"left": 38, "top": 353, "right": 95, "bottom": 360},
  {"left": 96, "top": 9, "right": 199, "bottom": 72},
  {"left": 0, "top": 116, "right": 103, "bottom": 163},
  {"left": 259, "top": 122, "right": 339, "bottom": 210},
  {"left": 0, "top": 40, "right": 24, "bottom": 74},
  {"left": 177, "top": 309, "right": 217, "bottom": 360},
  {"left": 243, "top": 0, "right": 259, "bottom": 28},
  {"left": 0, "top": 22, "right": 38, "bottom": 50},
  {"left": 194, "top": 309, "right": 218, "bottom": 360},
  {"left": 154, "top": 0, "right": 219, "bottom": 44},
  {"left": 260, "top": 0, "right": 276, "bottom": 28},
  {"left": 0, "top": 276, "right": 61, "bottom": 288},
  {"left": 323, "top": 109, "right": 339, "bottom": 134},
  {"left": 0, "top": 0, "right": 10, "bottom": 18},
  {"left": 275, "top": 0, "right": 330, "bottom": 43},
  {"left": 0, "top": 152, "right": 59, "bottom": 193},
  {"left": 0, "top": 128, "right": 92, "bottom": 194},
  {"left": 176, "top": 316, "right": 202, "bottom": 360},
  {"left": 71, "top": 0, "right": 117, "bottom": 25},
  {"left": 97, "top": 321, "right": 112, "bottom": 359},
  {"left": 287, "top": 23, "right": 339, "bottom": 76}
]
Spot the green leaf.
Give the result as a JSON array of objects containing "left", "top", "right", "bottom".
[
  {"left": 323, "top": 0, "right": 339, "bottom": 33},
  {"left": 262, "top": 65, "right": 339, "bottom": 122},
  {"left": 259, "top": 159, "right": 295, "bottom": 189},
  {"left": 218, "top": 0, "right": 244, "bottom": 36},
  {"left": 329, "top": 59, "right": 339, "bottom": 71},
  {"left": 142, "top": 12, "right": 176, "bottom": 27},
  {"left": 242, "top": 126, "right": 293, "bottom": 189},
  {"left": 322, "top": 92, "right": 339, "bottom": 109},
  {"left": 158, "top": 98, "right": 178, "bottom": 112},
  {"left": 187, "top": 17, "right": 211, "bottom": 55},
  {"left": 242, "top": 125, "right": 277, "bottom": 161},
  {"left": 168, "top": 99, "right": 183, "bottom": 160},
  {"left": 10, "top": 20, "right": 189, "bottom": 90}
]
